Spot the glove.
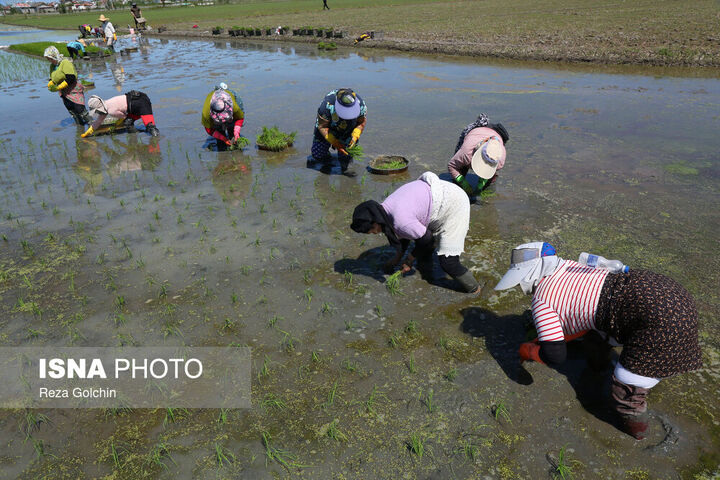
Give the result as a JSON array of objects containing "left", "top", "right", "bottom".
[
  {"left": 47, "top": 80, "right": 55, "bottom": 90},
  {"left": 56, "top": 80, "right": 68, "bottom": 91},
  {"left": 474, "top": 177, "right": 489, "bottom": 195},
  {"left": 326, "top": 133, "right": 348, "bottom": 155},
  {"left": 81, "top": 126, "right": 94, "bottom": 138},
  {"left": 455, "top": 175, "right": 474, "bottom": 196},
  {"left": 233, "top": 118, "right": 243, "bottom": 140},
  {"left": 518, "top": 342, "right": 544, "bottom": 364},
  {"left": 347, "top": 127, "right": 362, "bottom": 148}
]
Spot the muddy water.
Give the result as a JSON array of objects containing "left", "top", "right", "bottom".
[{"left": 1, "top": 26, "right": 719, "bottom": 478}]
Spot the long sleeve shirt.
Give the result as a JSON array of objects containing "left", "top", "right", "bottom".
[
  {"left": 448, "top": 127, "right": 505, "bottom": 179},
  {"left": 531, "top": 260, "right": 609, "bottom": 342},
  {"left": 381, "top": 180, "right": 432, "bottom": 240},
  {"left": 91, "top": 94, "right": 128, "bottom": 131}
]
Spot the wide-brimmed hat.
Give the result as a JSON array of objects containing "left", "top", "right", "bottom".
[
  {"left": 471, "top": 136, "right": 505, "bottom": 179},
  {"left": 334, "top": 88, "right": 360, "bottom": 120},
  {"left": 494, "top": 242, "right": 556, "bottom": 291},
  {"left": 209, "top": 90, "right": 233, "bottom": 125},
  {"left": 87, "top": 95, "right": 108, "bottom": 117},
  {"left": 98, "top": 14, "right": 110, "bottom": 22}
]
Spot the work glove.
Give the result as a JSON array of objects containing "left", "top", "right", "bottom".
[
  {"left": 56, "top": 80, "right": 68, "bottom": 91},
  {"left": 347, "top": 127, "right": 362, "bottom": 148},
  {"left": 47, "top": 80, "right": 55, "bottom": 91},
  {"left": 455, "top": 175, "right": 474, "bottom": 196},
  {"left": 81, "top": 126, "right": 94, "bottom": 138},
  {"left": 473, "top": 177, "right": 489, "bottom": 195},
  {"left": 518, "top": 342, "right": 544, "bottom": 364},
  {"left": 326, "top": 133, "right": 348, "bottom": 155}
]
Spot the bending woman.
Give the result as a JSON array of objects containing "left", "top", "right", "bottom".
[
  {"left": 43, "top": 46, "right": 90, "bottom": 125},
  {"left": 351, "top": 171, "right": 480, "bottom": 293},
  {"left": 495, "top": 242, "right": 702, "bottom": 439}
]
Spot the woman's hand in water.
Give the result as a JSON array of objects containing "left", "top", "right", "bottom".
[{"left": 400, "top": 254, "right": 415, "bottom": 273}]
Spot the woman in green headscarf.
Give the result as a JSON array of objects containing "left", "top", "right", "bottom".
[{"left": 44, "top": 46, "right": 90, "bottom": 125}]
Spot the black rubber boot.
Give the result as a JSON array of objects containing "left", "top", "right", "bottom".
[
  {"left": 146, "top": 123, "right": 159, "bottom": 137},
  {"left": 123, "top": 117, "right": 137, "bottom": 132},
  {"left": 611, "top": 375, "right": 650, "bottom": 440},
  {"left": 454, "top": 271, "right": 479, "bottom": 293}
]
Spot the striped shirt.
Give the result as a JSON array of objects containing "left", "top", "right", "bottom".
[{"left": 531, "top": 260, "right": 609, "bottom": 342}]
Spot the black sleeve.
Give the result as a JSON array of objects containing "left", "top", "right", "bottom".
[
  {"left": 399, "top": 239, "right": 410, "bottom": 253},
  {"left": 65, "top": 74, "right": 77, "bottom": 84},
  {"left": 411, "top": 229, "right": 434, "bottom": 257},
  {"left": 539, "top": 341, "right": 566, "bottom": 365}
]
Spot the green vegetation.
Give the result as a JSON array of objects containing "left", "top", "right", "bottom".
[
  {"left": 8, "top": 41, "right": 108, "bottom": 58},
  {"left": 317, "top": 41, "right": 337, "bottom": 50},
  {"left": 345, "top": 144, "right": 364, "bottom": 159},
  {"left": 256, "top": 126, "right": 296, "bottom": 151}
]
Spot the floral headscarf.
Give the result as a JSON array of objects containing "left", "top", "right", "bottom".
[
  {"left": 43, "top": 46, "right": 65, "bottom": 64},
  {"left": 209, "top": 90, "right": 233, "bottom": 125}
]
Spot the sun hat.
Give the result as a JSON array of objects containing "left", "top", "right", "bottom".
[
  {"left": 471, "top": 136, "right": 505, "bottom": 179},
  {"left": 87, "top": 95, "right": 108, "bottom": 117},
  {"left": 209, "top": 90, "right": 233, "bottom": 125},
  {"left": 334, "top": 88, "right": 360, "bottom": 120},
  {"left": 494, "top": 242, "right": 557, "bottom": 291},
  {"left": 98, "top": 14, "right": 110, "bottom": 22}
]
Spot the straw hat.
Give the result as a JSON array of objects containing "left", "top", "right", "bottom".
[
  {"left": 98, "top": 14, "right": 110, "bottom": 22},
  {"left": 471, "top": 136, "right": 505, "bottom": 179}
]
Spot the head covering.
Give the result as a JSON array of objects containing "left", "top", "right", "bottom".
[
  {"left": 43, "top": 46, "right": 64, "bottom": 63},
  {"left": 87, "top": 95, "right": 108, "bottom": 117},
  {"left": 334, "top": 88, "right": 360, "bottom": 120},
  {"left": 495, "top": 242, "right": 561, "bottom": 295},
  {"left": 454, "top": 113, "right": 488, "bottom": 153},
  {"left": 209, "top": 90, "right": 233, "bottom": 126},
  {"left": 351, "top": 200, "right": 401, "bottom": 251},
  {"left": 471, "top": 136, "right": 506, "bottom": 179},
  {"left": 98, "top": 14, "right": 110, "bottom": 22}
]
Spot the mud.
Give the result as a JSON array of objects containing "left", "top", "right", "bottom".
[{"left": 0, "top": 26, "right": 719, "bottom": 479}]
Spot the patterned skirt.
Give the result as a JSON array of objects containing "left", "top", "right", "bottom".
[
  {"left": 62, "top": 81, "right": 85, "bottom": 106},
  {"left": 595, "top": 269, "right": 703, "bottom": 378}
]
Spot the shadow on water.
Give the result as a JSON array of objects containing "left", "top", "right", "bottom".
[
  {"left": 460, "top": 306, "right": 616, "bottom": 423},
  {"left": 306, "top": 154, "right": 355, "bottom": 176},
  {"left": 334, "top": 246, "right": 392, "bottom": 283}
]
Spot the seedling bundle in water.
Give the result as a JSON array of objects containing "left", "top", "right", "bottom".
[
  {"left": 256, "top": 126, "right": 296, "bottom": 151},
  {"left": 317, "top": 42, "right": 337, "bottom": 50},
  {"left": 345, "top": 144, "right": 364, "bottom": 159},
  {"left": 228, "top": 136, "right": 250, "bottom": 150}
]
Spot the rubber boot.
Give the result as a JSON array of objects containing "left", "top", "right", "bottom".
[
  {"left": 146, "top": 123, "right": 159, "bottom": 137},
  {"left": 123, "top": 117, "right": 137, "bottom": 133},
  {"left": 454, "top": 270, "right": 479, "bottom": 293},
  {"left": 611, "top": 375, "right": 650, "bottom": 439},
  {"left": 79, "top": 111, "right": 91, "bottom": 125},
  {"left": 69, "top": 112, "right": 82, "bottom": 125}
]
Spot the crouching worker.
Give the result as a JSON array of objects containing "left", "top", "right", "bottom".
[
  {"left": 351, "top": 171, "right": 480, "bottom": 293},
  {"left": 312, "top": 88, "right": 366, "bottom": 161},
  {"left": 44, "top": 46, "right": 90, "bottom": 125},
  {"left": 201, "top": 84, "right": 244, "bottom": 151},
  {"left": 82, "top": 91, "right": 159, "bottom": 137},
  {"left": 449, "top": 113, "right": 509, "bottom": 196},
  {"left": 66, "top": 40, "right": 87, "bottom": 59},
  {"left": 494, "top": 242, "right": 702, "bottom": 439}
]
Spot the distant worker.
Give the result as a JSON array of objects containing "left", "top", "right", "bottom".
[
  {"left": 323, "top": 0, "right": 329, "bottom": 10},
  {"left": 201, "top": 83, "right": 245, "bottom": 151},
  {"left": 66, "top": 39, "right": 87, "bottom": 59},
  {"left": 99, "top": 14, "right": 117, "bottom": 51},
  {"left": 311, "top": 88, "right": 366, "bottom": 162},
  {"left": 351, "top": 172, "right": 480, "bottom": 293},
  {"left": 354, "top": 32, "right": 372, "bottom": 44},
  {"left": 494, "top": 242, "right": 703, "bottom": 439},
  {"left": 43, "top": 46, "right": 90, "bottom": 125},
  {"left": 449, "top": 113, "right": 509, "bottom": 197},
  {"left": 78, "top": 24, "right": 92, "bottom": 38},
  {"left": 82, "top": 91, "right": 159, "bottom": 137},
  {"left": 130, "top": 3, "right": 145, "bottom": 30}
]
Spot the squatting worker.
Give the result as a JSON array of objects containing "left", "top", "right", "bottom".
[
  {"left": 66, "top": 39, "right": 86, "bottom": 59},
  {"left": 494, "top": 242, "right": 702, "bottom": 439},
  {"left": 201, "top": 83, "right": 245, "bottom": 151},
  {"left": 449, "top": 113, "right": 509, "bottom": 196},
  {"left": 312, "top": 88, "right": 366, "bottom": 161},
  {"left": 99, "top": 14, "right": 116, "bottom": 51},
  {"left": 351, "top": 172, "right": 480, "bottom": 293},
  {"left": 43, "top": 46, "right": 90, "bottom": 125},
  {"left": 82, "top": 91, "right": 159, "bottom": 137}
]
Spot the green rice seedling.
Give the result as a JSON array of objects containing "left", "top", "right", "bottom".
[
  {"left": 552, "top": 444, "right": 582, "bottom": 480},
  {"left": 163, "top": 407, "right": 188, "bottom": 428},
  {"left": 407, "top": 433, "right": 425, "bottom": 457},
  {"left": 457, "top": 439, "right": 478, "bottom": 462},
  {"left": 110, "top": 440, "right": 123, "bottom": 468},
  {"left": 21, "top": 411, "right": 51, "bottom": 439},
  {"left": 346, "top": 144, "right": 364, "bottom": 159},
  {"left": 114, "top": 295, "right": 126, "bottom": 310},
  {"left": 268, "top": 315, "right": 281, "bottom": 328},
  {"left": 320, "top": 302, "right": 334, "bottom": 315},
  {"left": 258, "top": 355, "right": 271, "bottom": 381},
  {"left": 217, "top": 408, "right": 229, "bottom": 425},
  {"left": 422, "top": 389, "right": 435, "bottom": 413},
  {"left": 304, "top": 288, "right": 313, "bottom": 304},
  {"left": 158, "top": 282, "right": 168, "bottom": 300},
  {"left": 342, "top": 358, "right": 358, "bottom": 373},
  {"left": 323, "top": 381, "right": 339, "bottom": 409},
  {"left": 146, "top": 441, "right": 176, "bottom": 470},
  {"left": 374, "top": 304, "right": 383, "bottom": 316},
  {"left": 385, "top": 270, "right": 403, "bottom": 296},
  {"left": 404, "top": 320, "right": 418, "bottom": 335},
  {"left": 445, "top": 367, "right": 458, "bottom": 382},
  {"left": 256, "top": 126, "right": 296, "bottom": 151},
  {"left": 311, "top": 350, "right": 321, "bottom": 363},
  {"left": 493, "top": 401, "right": 511, "bottom": 423},
  {"left": 388, "top": 332, "right": 401, "bottom": 349},
  {"left": 343, "top": 270, "right": 354, "bottom": 286},
  {"left": 262, "top": 431, "right": 308, "bottom": 469},
  {"left": 437, "top": 336, "right": 449, "bottom": 350},
  {"left": 325, "top": 419, "right": 348, "bottom": 442},
  {"left": 278, "top": 329, "right": 296, "bottom": 352},
  {"left": 231, "top": 293, "right": 238, "bottom": 304},
  {"left": 361, "top": 385, "right": 383, "bottom": 416},
  {"left": 407, "top": 354, "right": 416, "bottom": 374},
  {"left": 262, "top": 394, "right": 287, "bottom": 411},
  {"left": 214, "top": 443, "right": 236, "bottom": 468}
]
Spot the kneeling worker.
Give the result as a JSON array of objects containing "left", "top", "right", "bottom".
[{"left": 82, "top": 91, "right": 159, "bottom": 137}]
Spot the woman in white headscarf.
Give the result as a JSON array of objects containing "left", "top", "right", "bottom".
[
  {"left": 495, "top": 242, "right": 702, "bottom": 440},
  {"left": 43, "top": 46, "right": 90, "bottom": 125}
]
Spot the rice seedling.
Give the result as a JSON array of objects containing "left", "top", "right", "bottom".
[
  {"left": 346, "top": 144, "right": 364, "bottom": 159},
  {"left": 268, "top": 315, "right": 281, "bottom": 328},
  {"left": 437, "top": 336, "right": 449, "bottom": 350},
  {"left": 217, "top": 408, "right": 229, "bottom": 425},
  {"left": 261, "top": 393, "right": 287, "bottom": 411},
  {"left": 388, "top": 332, "right": 401, "bottom": 349},
  {"left": 258, "top": 355, "right": 271, "bottom": 381},
  {"left": 323, "top": 381, "right": 339, "bottom": 409},
  {"left": 421, "top": 389, "right": 435, "bottom": 413},
  {"left": 146, "top": 441, "right": 176, "bottom": 470},
  {"left": 214, "top": 443, "right": 236, "bottom": 468},
  {"left": 110, "top": 440, "right": 123, "bottom": 468},
  {"left": 320, "top": 302, "right": 334, "bottom": 315},
  {"left": 493, "top": 401, "right": 511, "bottom": 423},
  {"left": 262, "top": 431, "right": 308, "bottom": 469},
  {"left": 407, "top": 354, "right": 416, "bottom": 374},
  {"left": 407, "top": 433, "right": 425, "bottom": 457},
  {"left": 278, "top": 329, "right": 296, "bottom": 352},
  {"left": 343, "top": 270, "right": 353, "bottom": 286},
  {"left": 456, "top": 438, "right": 478, "bottom": 462},
  {"left": 20, "top": 411, "right": 51, "bottom": 439},
  {"left": 551, "top": 445, "right": 582, "bottom": 479},
  {"left": 404, "top": 320, "right": 418, "bottom": 335},
  {"left": 342, "top": 358, "right": 358, "bottom": 373},
  {"left": 445, "top": 367, "right": 458, "bottom": 382},
  {"left": 385, "top": 270, "right": 403, "bottom": 296},
  {"left": 323, "top": 419, "right": 348, "bottom": 442},
  {"left": 311, "top": 350, "right": 321, "bottom": 363},
  {"left": 303, "top": 288, "right": 313, "bottom": 304}
]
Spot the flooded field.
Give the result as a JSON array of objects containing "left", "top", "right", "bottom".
[{"left": 0, "top": 26, "right": 719, "bottom": 479}]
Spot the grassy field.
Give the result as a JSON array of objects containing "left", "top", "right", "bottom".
[
  {"left": 4, "top": 0, "right": 720, "bottom": 66},
  {"left": 8, "top": 41, "right": 107, "bottom": 57}
]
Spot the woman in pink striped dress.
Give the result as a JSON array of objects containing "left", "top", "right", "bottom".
[{"left": 495, "top": 242, "right": 702, "bottom": 439}]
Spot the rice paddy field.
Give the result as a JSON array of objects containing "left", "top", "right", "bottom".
[{"left": 0, "top": 24, "right": 719, "bottom": 479}]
